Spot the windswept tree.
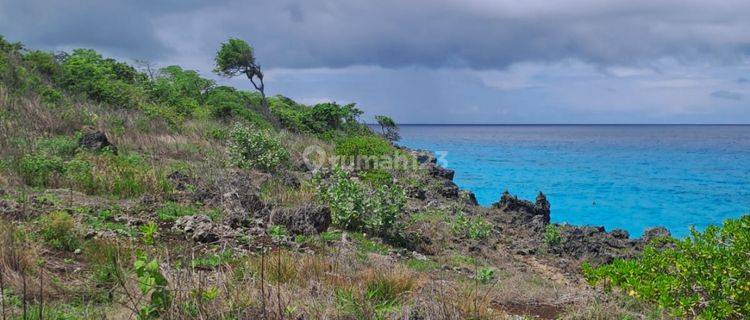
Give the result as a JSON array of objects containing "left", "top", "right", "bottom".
[
  {"left": 375, "top": 115, "right": 400, "bottom": 141},
  {"left": 214, "top": 38, "right": 268, "bottom": 108}
]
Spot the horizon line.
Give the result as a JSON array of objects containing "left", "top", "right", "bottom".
[{"left": 368, "top": 123, "right": 750, "bottom": 126}]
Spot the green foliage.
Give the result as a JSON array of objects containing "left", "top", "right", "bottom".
[
  {"left": 451, "top": 213, "right": 492, "bottom": 240},
  {"left": 320, "top": 168, "right": 406, "bottom": 235},
  {"left": 334, "top": 135, "right": 395, "bottom": 158},
  {"left": 148, "top": 65, "right": 214, "bottom": 116},
  {"left": 229, "top": 123, "right": 289, "bottom": 171},
  {"left": 84, "top": 239, "right": 128, "bottom": 290},
  {"left": 205, "top": 86, "right": 270, "bottom": 128},
  {"left": 134, "top": 253, "right": 171, "bottom": 319},
  {"left": 583, "top": 215, "right": 750, "bottom": 319},
  {"left": 476, "top": 267, "right": 496, "bottom": 285},
  {"left": 156, "top": 202, "right": 197, "bottom": 222},
  {"left": 544, "top": 224, "right": 562, "bottom": 246},
  {"left": 190, "top": 251, "right": 234, "bottom": 269},
  {"left": 59, "top": 49, "right": 145, "bottom": 107},
  {"left": 269, "top": 98, "right": 365, "bottom": 134},
  {"left": 214, "top": 38, "right": 256, "bottom": 77},
  {"left": 268, "top": 224, "right": 289, "bottom": 240},
  {"left": 374, "top": 115, "right": 400, "bottom": 141},
  {"left": 140, "top": 221, "right": 159, "bottom": 245},
  {"left": 359, "top": 169, "right": 393, "bottom": 186},
  {"left": 23, "top": 50, "right": 60, "bottom": 77},
  {"left": 18, "top": 153, "right": 64, "bottom": 187},
  {"left": 38, "top": 211, "right": 80, "bottom": 251}
]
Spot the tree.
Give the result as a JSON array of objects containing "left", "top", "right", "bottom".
[
  {"left": 375, "top": 115, "right": 400, "bottom": 141},
  {"left": 213, "top": 38, "right": 268, "bottom": 109}
]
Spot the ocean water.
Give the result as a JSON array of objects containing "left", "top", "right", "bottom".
[{"left": 396, "top": 125, "right": 750, "bottom": 238}]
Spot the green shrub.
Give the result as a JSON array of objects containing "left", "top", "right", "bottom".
[
  {"left": 476, "top": 267, "right": 496, "bottom": 284},
  {"left": 148, "top": 65, "right": 214, "bottom": 116},
  {"left": 37, "top": 135, "right": 79, "bottom": 157},
  {"left": 451, "top": 213, "right": 492, "bottom": 240},
  {"left": 39, "top": 211, "right": 80, "bottom": 251},
  {"left": 583, "top": 215, "right": 750, "bottom": 319},
  {"left": 58, "top": 49, "right": 145, "bottom": 108},
  {"left": 544, "top": 224, "right": 562, "bottom": 246},
  {"left": 359, "top": 169, "right": 393, "bottom": 186},
  {"left": 229, "top": 123, "right": 289, "bottom": 171},
  {"left": 18, "top": 153, "right": 64, "bottom": 187},
  {"left": 134, "top": 253, "right": 171, "bottom": 319},
  {"left": 205, "top": 86, "right": 270, "bottom": 129},
  {"left": 156, "top": 202, "right": 197, "bottom": 222},
  {"left": 335, "top": 135, "right": 394, "bottom": 157},
  {"left": 23, "top": 50, "right": 60, "bottom": 77},
  {"left": 320, "top": 168, "right": 405, "bottom": 235}
]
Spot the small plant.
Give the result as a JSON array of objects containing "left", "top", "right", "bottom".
[
  {"left": 156, "top": 202, "right": 197, "bottom": 222},
  {"left": 134, "top": 253, "right": 171, "bottom": 319},
  {"left": 140, "top": 221, "right": 158, "bottom": 245},
  {"left": 229, "top": 123, "right": 289, "bottom": 171},
  {"left": 268, "top": 225, "right": 288, "bottom": 240},
  {"left": 476, "top": 267, "right": 496, "bottom": 285},
  {"left": 38, "top": 211, "right": 80, "bottom": 251},
  {"left": 544, "top": 224, "right": 562, "bottom": 246},
  {"left": 451, "top": 213, "right": 492, "bottom": 240}
]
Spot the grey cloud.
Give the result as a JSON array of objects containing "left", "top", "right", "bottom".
[
  {"left": 2, "top": 0, "right": 750, "bottom": 70},
  {"left": 738, "top": 77, "right": 749, "bottom": 84},
  {"left": 711, "top": 90, "right": 742, "bottom": 101}
]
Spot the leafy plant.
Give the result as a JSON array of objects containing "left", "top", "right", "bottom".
[
  {"left": 320, "top": 168, "right": 405, "bottom": 235},
  {"left": 451, "top": 213, "right": 492, "bottom": 240},
  {"left": 134, "top": 253, "right": 171, "bottom": 319},
  {"left": 38, "top": 211, "right": 80, "bottom": 251},
  {"left": 156, "top": 202, "right": 197, "bottom": 222},
  {"left": 229, "top": 123, "right": 289, "bottom": 171},
  {"left": 544, "top": 224, "right": 562, "bottom": 246},
  {"left": 140, "top": 221, "right": 158, "bottom": 245},
  {"left": 268, "top": 225, "right": 288, "bottom": 240},
  {"left": 583, "top": 215, "right": 750, "bottom": 319},
  {"left": 476, "top": 267, "right": 496, "bottom": 285}
]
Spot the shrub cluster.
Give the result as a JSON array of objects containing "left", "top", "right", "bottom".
[
  {"left": 583, "top": 215, "right": 750, "bottom": 319},
  {"left": 270, "top": 96, "right": 367, "bottom": 135},
  {"left": 319, "top": 168, "right": 406, "bottom": 235},
  {"left": 228, "top": 123, "right": 289, "bottom": 172}
]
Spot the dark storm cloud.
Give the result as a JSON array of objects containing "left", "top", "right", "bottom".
[
  {"left": 3, "top": 0, "right": 750, "bottom": 69},
  {"left": 0, "top": 0, "right": 211, "bottom": 59},
  {"left": 711, "top": 90, "right": 742, "bottom": 101}
]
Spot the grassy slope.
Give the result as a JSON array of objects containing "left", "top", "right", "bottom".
[{"left": 0, "top": 36, "right": 663, "bottom": 319}]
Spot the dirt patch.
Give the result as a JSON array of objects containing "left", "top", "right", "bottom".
[{"left": 495, "top": 301, "right": 567, "bottom": 319}]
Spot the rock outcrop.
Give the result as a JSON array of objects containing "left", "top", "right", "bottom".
[
  {"left": 268, "top": 204, "right": 331, "bottom": 235},
  {"left": 79, "top": 129, "right": 116, "bottom": 153},
  {"left": 172, "top": 214, "right": 221, "bottom": 243},
  {"left": 492, "top": 190, "right": 551, "bottom": 225}
]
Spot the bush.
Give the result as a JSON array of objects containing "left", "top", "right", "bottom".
[
  {"left": 583, "top": 215, "right": 750, "bottom": 319},
  {"left": 229, "top": 123, "right": 289, "bottom": 171},
  {"left": 148, "top": 65, "right": 214, "bottom": 116},
  {"left": 544, "top": 224, "right": 562, "bottom": 246},
  {"left": 451, "top": 213, "right": 492, "bottom": 240},
  {"left": 156, "top": 202, "right": 197, "bottom": 222},
  {"left": 205, "top": 86, "right": 270, "bottom": 129},
  {"left": 39, "top": 211, "right": 80, "bottom": 251},
  {"left": 335, "top": 135, "right": 394, "bottom": 157},
  {"left": 18, "top": 153, "right": 64, "bottom": 187},
  {"left": 58, "top": 49, "right": 145, "bottom": 108},
  {"left": 320, "top": 168, "right": 406, "bottom": 235}
]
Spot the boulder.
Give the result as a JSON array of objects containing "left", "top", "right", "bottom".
[
  {"left": 268, "top": 204, "right": 331, "bottom": 235},
  {"left": 219, "top": 170, "right": 268, "bottom": 228},
  {"left": 410, "top": 150, "right": 437, "bottom": 164},
  {"left": 438, "top": 181, "right": 460, "bottom": 198},
  {"left": 172, "top": 214, "right": 220, "bottom": 243},
  {"left": 426, "top": 163, "right": 455, "bottom": 180},
  {"left": 79, "top": 130, "right": 116, "bottom": 153}
]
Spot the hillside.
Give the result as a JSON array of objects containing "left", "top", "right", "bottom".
[{"left": 1, "top": 35, "right": 747, "bottom": 319}]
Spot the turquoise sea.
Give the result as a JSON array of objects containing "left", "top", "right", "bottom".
[{"left": 396, "top": 125, "right": 750, "bottom": 238}]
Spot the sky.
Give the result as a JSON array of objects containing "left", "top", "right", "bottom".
[{"left": 1, "top": 0, "right": 749, "bottom": 123}]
